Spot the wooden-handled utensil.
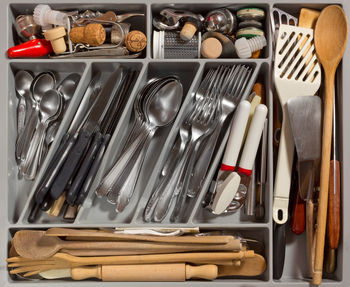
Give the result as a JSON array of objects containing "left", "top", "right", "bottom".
[
  {"left": 325, "top": 80, "right": 341, "bottom": 274},
  {"left": 45, "top": 228, "right": 237, "bottom": 245},
  {"left": 313, "top": 5, "right": 348, "bottom": 285},
  {"left": 12, "top": 230, "right": 241, "bottom": 260},
  {"left": 7, "top": 250, "right": 256, "bottom": 276}
]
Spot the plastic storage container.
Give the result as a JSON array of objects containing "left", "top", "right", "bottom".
[{"left": 1, "top": 0, "right": 350, "bottom": 286}]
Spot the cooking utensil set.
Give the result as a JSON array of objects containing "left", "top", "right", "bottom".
[
  {"left": 15, "top": 71, "right": 81, "bottom": 180},
  {"left": 7, "top": 228, "right": 266, "bottom": 281}
]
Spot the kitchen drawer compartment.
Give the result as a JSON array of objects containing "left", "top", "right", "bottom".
[
  {"left": 6, "top": 226, "right": 269, "bottom": 283},
  {"left": 18, "top": 61, "right": 144, "bottom": 224},
  {"left": 8, "top": 61, "right": 87, "bottom": 224},
  {"left": 192, "top": 62, "right": 271, "bottom": 225},
  {"left": 8, "top": 3, "right": 148, "bottom": 59},
  {"left": 78, "top": 61, "right": 201, "bottom": 224},
  {"left": 150, "top": 3, "right": 270, "bottom": 59}
]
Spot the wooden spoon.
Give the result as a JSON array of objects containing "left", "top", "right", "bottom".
[
  {"left": 313, "top": 5, "right": 348, "bottom": 285},
  {"left": 12, "top": 230, "right": 241, "bottom": 260}
]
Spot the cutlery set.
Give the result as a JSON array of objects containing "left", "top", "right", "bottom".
[
  {"left": 15, "top": 71, "right": 81, "bottom": 180},
  {"left": 28, "top": 66, "right": 138, "bottom": 222},
  {"left": 5, "top": 2, "right": 349, "bottom": 286}
]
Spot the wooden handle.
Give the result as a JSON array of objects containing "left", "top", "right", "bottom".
[
  {"left": 327, "top": 159, "right": 341, "bottom": 249},
  {"left": 185, "top": 264, "right": 218, "bottom": 280},
  {"left": 291, "top": 191, "right": 306, "bottom": 235},
  {"left": 313, "top": 71, "right": 335, "bottom": 285},
  {"left": 306, "top": 200, "right": 316, "bottom": 277},
  {"left": 252, "top": 82, "right": 265, "bottom": 104},
  {"left": 71, "top": 264, "right": 217, "bottom": 281},
  {"left": 71, "top": 266, "right": 102, "bottom": 280}
]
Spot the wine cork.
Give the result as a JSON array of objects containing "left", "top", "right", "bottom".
[
  {"left": 70, "top": 23, "right": 106, "bottom": 46},
  {"left": 201, "top": 38, "right": 222, "bottom": 59},
  {"left": 180, "top": 22, "right": 197, "bottom": 41},
  {"left": 44, "top": 26, "right": 66, "bottom": 54},
  {"left": 125, "top": 30, "right": 147, "bottom": 52},
  {"left": 251, "top": 50, "right": 261, "bottom": 58}
]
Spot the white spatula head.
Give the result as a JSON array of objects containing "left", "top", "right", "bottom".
[{"left": 274, "top": 24, "right": 321, "bottom": 102}]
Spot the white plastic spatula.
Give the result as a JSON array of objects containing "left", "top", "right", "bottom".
[{"left": 273, "top": 24, "right": 321, "bottom": 224}]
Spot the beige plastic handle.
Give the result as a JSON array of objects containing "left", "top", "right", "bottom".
[{"left": 71, "top": 264, "right": 218, "bottom": 281}]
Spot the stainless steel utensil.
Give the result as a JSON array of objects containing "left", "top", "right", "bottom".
[
  {"left": 188, "top": 65, "right": 252, "bottom": 198},
  {"left": 22, "top": 89, "right": 62, "bottom": 179},
  {"left": 17, "top": 72, "right": 55, "bottom": 163},
  {"left": 50, "top": 67, "right": 125, "bottom": 200},
  {"left": 14, "top": 70, "right": 33, "bottom": 148},
  {"left": 97, "top": 77, "right": 183, "bottom": 213},
  {"left": 205, "top": 8, "right": 237, "bottom": 35}
]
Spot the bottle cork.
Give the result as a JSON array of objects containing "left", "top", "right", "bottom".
[
  {"left": 201, "top": 38, "right": 222, "bottom": 59},
  {"left": 180, "top": 22, "right": 197, "bottom": 41},
  {"left": 125, "top": 30, "right": 147, "bottom": 52},
  {"left": 44, "top": 26, "right": 66, "bottom": 55},
  {"left": 70, "top": 23, "right": 106, "bottom": 46}
]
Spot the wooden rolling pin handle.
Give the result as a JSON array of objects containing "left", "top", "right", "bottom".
[
  {"left": 71, "top": 266, "right": 102, "bottom": 280},
  {"left": 327, "top": 159, "right": 341, "bottom": 249},
  {"left": 186, "top": 264, "right": 218, "bottom": 280}
]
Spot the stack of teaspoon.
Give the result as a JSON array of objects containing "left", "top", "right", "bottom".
[
  {"left": 28, "top": 66, "right": 137, "bottom": 222},
  {"left": 144, "top": 65, "right": 253, "bottom": 223},
  {"left": 15, "top": 71, "right": 81, "bottom": 180},
  {"left": 96, "top": 76, "right": 184, "bottom": 213}
]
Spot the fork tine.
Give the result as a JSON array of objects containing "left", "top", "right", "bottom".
[
  {"left": 226, "top": 65, "right": 242, "bottom": 93},
  {"left": 237, "top": 68, "right": 252, "bottom": 100}
]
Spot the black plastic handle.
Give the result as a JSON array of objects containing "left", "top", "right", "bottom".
[
  {"left": 76, "top": 134, "right": 111, "bottom": 205},
  {"left": 66, "top": 132, "right": 103, "bottom": 205},
  {"left": 273, "top": 222, "right": 286, "bottom": 280},
  {"left": 34, "top": 133, "right": 77, "bottom": 204},
  {"left": 50, "top": 128, "right": 92, "bottom": 200},
  {"left": 28, "top": 193, "right": 53, "bottom": 223}
]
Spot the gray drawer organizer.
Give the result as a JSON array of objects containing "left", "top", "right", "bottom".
[{"left": 1, "top": 0, "right": 349, "bottom": 286}]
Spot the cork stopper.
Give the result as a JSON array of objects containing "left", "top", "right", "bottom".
[
  {"left": 201, "top": 38, "right": 222, "bottom": 59},
  {"left": 125, "top": 30, "right": 147, "bottom": 52},
  {"left": 44, "top": 26, "right": 66, "bottom": 54},
  {"left": 69, "top": 23, "right": 106, "bottom": 46},
  {"left": 180, "top": 22, "right": 197, "bottom": 41}
]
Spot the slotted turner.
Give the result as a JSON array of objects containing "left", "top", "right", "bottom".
[{"left": 273, "top": 24, "right": 321, "bottom": 224}]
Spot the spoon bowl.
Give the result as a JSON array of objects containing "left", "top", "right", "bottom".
[
  {"left": 15, "top": 70, "right": 32, "bottom": 97},
  {"left": 31, "top": 72, "right": 56, "bottom": 104},
  {"left": 147, "top": 80, "right": 183, "bottom": 127},
  {"left": 39, "top": 89, "right": 62, "bottom": 122},
  {"left": 57, "top": 73, "right": 81, "bottom": 103}
]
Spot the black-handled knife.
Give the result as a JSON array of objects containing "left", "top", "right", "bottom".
[
  {"left": 273, "top": 222, "right": 286, "bottom": 280},
  {"left": 75, "top": 134, "right": 111, "bottom": 205},
  {"left": 49, "top": 67, "right": 125, "bottom": 200},
  {"left": 66, "top": 132, "right": 103, "bottom": 205}
]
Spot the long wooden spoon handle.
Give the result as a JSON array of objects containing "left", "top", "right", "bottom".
[
  {"left": 314, "top": 70, "right": 335, "bottom": 284},
  {"left": 70, "top": 264, "right": 218, "bottom": 281},
  {"left": 327, "top": 159, "right": 341, "bottom": 249}
]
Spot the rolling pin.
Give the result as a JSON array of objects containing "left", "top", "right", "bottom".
[{"left": 41, "top": 264, "right": 218, "bottom": 281}]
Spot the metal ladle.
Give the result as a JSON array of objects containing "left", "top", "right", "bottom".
[
  {"left": 23, "top": 89, "right": 62, "bottom": 180},
  {"left": 14, "top": 71, "right": 33, "bottom": 145},
  {"left": 17, "top": 72, "right": 55, "bottom": 163}
]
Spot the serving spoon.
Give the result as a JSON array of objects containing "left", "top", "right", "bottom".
[{"left": 313, "top": 5, "right": 348, "bottom": 285}]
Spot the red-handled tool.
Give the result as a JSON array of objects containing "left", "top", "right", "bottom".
[
  {"left": 7, "top": 39, "right": 53, "bottom": 58},
  {"left": 291, "top": 168, "right": 306, "bottom": 235},
  {"left": 212, "top": 104, "right": 268, "bottom": 214}
]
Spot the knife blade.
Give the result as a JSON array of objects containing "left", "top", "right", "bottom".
[{"left": 50, "top": 66, "right": 125, "bottom": 200}]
